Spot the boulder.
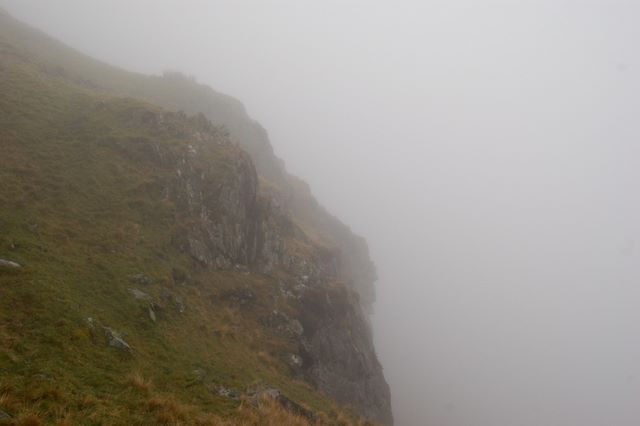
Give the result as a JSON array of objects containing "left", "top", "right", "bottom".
[
  {"left": 288, "top": 353, "right": 303, "bottom": 369},
  {"left": 148, "top": 306, "right": 156, "bottom": 322},
  {"left": 0, "top": 258, "right": 21, "bottom": 268},
  {"left": 129, "top": 288, "right": 150, "bottom": 301},
  {"left": 102, "top": 326, "right": 132, "bottom": 352}
]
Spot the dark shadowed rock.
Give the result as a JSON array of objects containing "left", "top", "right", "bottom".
[{"left": 300, "top": 285, "right": 393, "bottom": 425}]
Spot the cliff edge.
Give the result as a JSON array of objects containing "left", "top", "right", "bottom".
[{"left": 0, "top": 9, "right": 392, "bottom": 425}]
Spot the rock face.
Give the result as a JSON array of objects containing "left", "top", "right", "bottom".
[
  {"left": 0, "top": 10, "right": 392, "bottom": 420},
  {"left": 111, "top": 119, "right": 392, "bottom": 423},
  {"left": 300, "top": 285, "right": 393, "bottom": 425},
  {"left": 172, "top": 145, "right": 392, "bottom": 423}
]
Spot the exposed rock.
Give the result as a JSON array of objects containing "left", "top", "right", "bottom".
[
  {"left": 0, "top": 258, "right": 21, "bottom": 268},
  {"left": 208, "top": 384, "right": 240, "bottom": 400},
  {"left": 128, "top": 273, "right": 153, "bottom": 286},
  {"left": 161, "top": 288, "right": 185, "bottom": 313},
  {"left": 0, "top": 11, "right": 395, "bottom": 423},
  {"left": 300, "top": 285, "right": 393, "bottom": 425},
  {"left": 191, "top": 368, "right": 206, "bottom": 383},
  {"left": 248, "top": 385, "right": 315, "bottom": 422},
  {"left": 129, "top": 288, "right": 150, "bottom": 301},
  {"left": 84, "top": 317, "right": 95, "bottom": 329},
  {"left": 148, "top": 306, "right": 156, "bottom": 322},
  {"left": 288, "top": 353, "right": 303, "bottom": 369},
  {"left": 0, "top": 410, "right": 11, "bottom": 420},
  {"left": 261, "top": 311, "right": 304, "bottom": 338},
  {"left": 102, "top": 326, "right": 132, "bottom": 352},
  {"left": 288, "top": 319, "right": 304, "bottom": 337},
  {"left": 82, "top": 94, "right": 389, "bottom": 423},
  {"left": 32, "top": 372, "right": 55, "bottom": 381},
  {"left": 173, "top": 296, "right": 185, "bottom": 313},
  {"left": 162, "top": 139, "right": 391, "bottom": 421}
]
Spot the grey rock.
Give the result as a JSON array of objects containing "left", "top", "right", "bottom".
[
  {"left": 113, "top": 123, "right": 390, "bottom": 422},
  {"left": 102, "top": 327, "right": 132, "bottom": 352},
  {"left": 208, "top": 384, "right": 240, "bottom": 400},
  {"left": 84, "top": 317, "right": 95, "bottom": 330},
  {"left": 301, "top": 285, "right": 393, "bottom": 425},
  {"left": 129, "top": 288, "right": 150, "bottom": 300},
  {"left": 288, "top": 319, "right": 304, "bottom": 337},
  {"left": 173, "top": 296, "right": 185, "bottom": 313},
  {"left": 32, "top": 373, "right": 54, "bottom": 381},
  {"left": 191, "top": 368, "right": 207, "bottom": 382},
  {"left": 246, "top": 383, "right": 276, "bottom": 401},
  {"left": 262, "top": 311, "right": 304, "bottom": 338},
  {"left": 247, "top": 385, "right": 315, "bottom": 422},
  {"left": 148, "top": 306, "right": 156, "bottom": 322},
  {"left": 254, "top": 387, "right": 280, "bottom": 400},
  {"left": 160, "top": 289, "right": 185, "bottom": 313},
  {"left": 0, "top": 258, "right": 21, "bottom": 268},
  {"left": 288, "top": 353, "right": 303, "bottom": 369}
]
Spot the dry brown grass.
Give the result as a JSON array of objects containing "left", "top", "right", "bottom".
[
  {"left": 146, "top": 395, "right": 189, "bottom": 425},
  {"left": 128, "top": 370, "right": 153, "bottom": 394},
  {"left": 235, "top": 397, "right": 312, "bottom": 426},
  {"left": 14, "top": 412, "right": 44, "bottom": 426},
  {"left": 76, "top": 394, "right": 97, "bottom": 411},
  {"left": 0, "top": 392, "right": 15, "bottom": 411}
]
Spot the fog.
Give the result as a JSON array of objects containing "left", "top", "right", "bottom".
[{"left": 3, "top": 1, "right": 639, "bottom": 424}]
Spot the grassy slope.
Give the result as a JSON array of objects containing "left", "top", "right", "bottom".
[
  {"left": 0, "top": 27, "right": 366, "bottom": 426},
  {"left": 0, "top": 12, "right": 378, "bottom": 312}
]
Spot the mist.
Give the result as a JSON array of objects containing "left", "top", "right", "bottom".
[{"left": 3, "top": 1, "right": 639, "bottom": 424}]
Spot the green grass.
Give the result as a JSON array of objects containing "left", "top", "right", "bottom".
[{"left": 0, "top": 44, "right": 369, "bottom": 425}]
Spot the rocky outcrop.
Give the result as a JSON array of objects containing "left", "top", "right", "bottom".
[
  {"left": 0, "top": 10, "right": 392, "bottom": 420},
  {"left": 299, "top": 285, "right": 392, "bottom": 424},
  {"left": 160, "top": 129, "right": 392, "bottom": 423},
  {"left": 0, "top": 9, "right": 379, "bottom": 314},
  {"left": 105, "top": 112, "right": 392, "bottom": 422}
]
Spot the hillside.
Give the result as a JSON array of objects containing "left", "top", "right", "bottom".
[{"left": 0, "top": 8, "right": 392, "bottom": 426}]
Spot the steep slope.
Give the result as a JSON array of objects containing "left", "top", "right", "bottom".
[
  {"left": 0, "top": 8, "right": 378, "bottom": 311},
  {"left": 0, "top": 9, "right": 392, "bottom": 425}
]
